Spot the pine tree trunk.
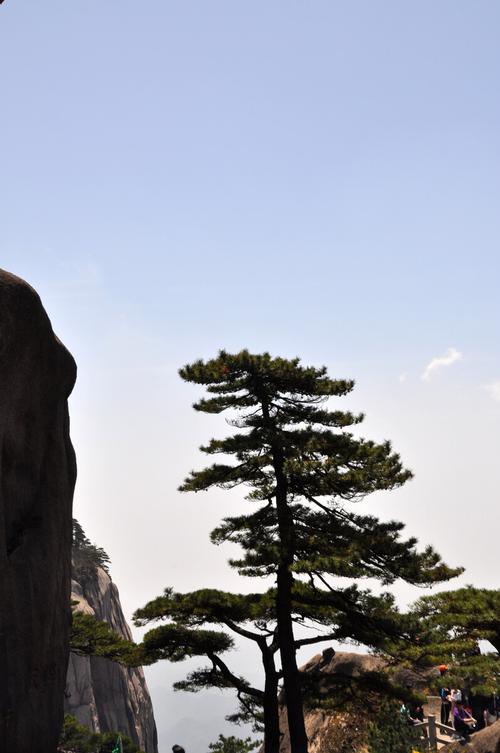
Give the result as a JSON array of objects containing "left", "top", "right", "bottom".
[
  {"left": 259, "top": 390, "right": 308, "bottom": 753},
  {"left": 273, "top": 457, "right": 308, "bottom": 753},
  {"left": 262, "top": 660, "right": 281, "bottom": 753},
  {"left": 276, "top": 565, "right": 308, "bottom": 753}
]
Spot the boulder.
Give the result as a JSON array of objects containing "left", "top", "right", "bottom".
[
  {"left": 278, "top": 652, "right": 384, "bottom": 753},
  {"left": 441, "top": 721, "right": 500, "bottom": 753},
  {"left": 278, "top": 650, "right": 439, "bottom": 753},
  {"left": 0, "top": 270, "right": 77, "bottom": 752}
]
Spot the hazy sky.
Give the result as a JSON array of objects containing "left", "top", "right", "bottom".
[{"left": 2, "top": 2, "right": 500, "bottom": 751}]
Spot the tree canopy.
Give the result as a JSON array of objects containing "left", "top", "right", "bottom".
[{"left": 396, "top": 587, "right": 500, "bottom": 696}]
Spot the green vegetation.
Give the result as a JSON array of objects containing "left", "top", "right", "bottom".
[
  {"left": 136, "top": 350, "right": 460, "bottom": 753},
  {"left": 70, "top": 521, "right": 142, "bottom": 666},
  {"left": 70, "top": 609, "right": 141, "bottom": 666},
  {"left": 73, "top": 519, "right": 111, "bottom": 575},
  {"left": 396, "top": 587, "right": 500, "bottom": 696},
  {"left": 367, "top": 702, "right": 425, "bottom": 753},
  {"left": 135, "top": 587, "right": 275, "bottom": 738},
  {"left": 59, "top": 714, "right": 144, "bottom": 753},
  {"left": 413, "top": 587, "right": 500, "bottom": 653},
  {"left": 208, "top": 734, "right": 261, "bottom": 753}
]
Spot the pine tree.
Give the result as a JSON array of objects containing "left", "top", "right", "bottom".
[
  {"left": 72, "top": 518, "right": 111, "bottom": 575},
  {"left": 147, "top": 351, "right": 460, "bottom": 753}
]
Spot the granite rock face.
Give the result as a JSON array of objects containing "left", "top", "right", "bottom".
[
  {"left": 0, "top": 270, "right": 77, "bottom": 753},
  {"left": 66, "top": 565, "right": 158, "bottom": 753}
]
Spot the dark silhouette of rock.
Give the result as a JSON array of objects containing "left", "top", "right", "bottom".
[
  {"left": 0, "top": 270, "right": 77, "bottom": 753},
  {"left": 66, "top": 564, "right": 158, "bottom": 753}
]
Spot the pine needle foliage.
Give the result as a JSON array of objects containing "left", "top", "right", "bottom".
[
  {"left": 367, "top": 702, "right": 425, "bottom": 753},
  {"left": 398, "top": 587, "right": 500, "bottom": 696},
  {"left": 72, "top": 519, "right": 111, "bottom": 575},
  {"left": 70, "top": 610, "right": 141, "bottom": 666},
  {"left": 208, "top": 734, "right": 261, "bottom": 753},
  {"left": 413, "top": 587, "right": 500, "bottom": 653},
  {"left": 135, "top": 587, "right": 279, "bottom": 744}
]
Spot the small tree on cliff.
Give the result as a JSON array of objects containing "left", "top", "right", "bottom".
[
  {"left": 169, "top": 350, "right": 460, "bottom": 753},
  {"left": 72, "top": 518, "right": 111, "bottom": 575}
]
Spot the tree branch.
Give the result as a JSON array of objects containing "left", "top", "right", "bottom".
[
  {"left": 294, "top": 632, "right": 339, "bottom": 648},
  {"left": 224, "top": 619, "right": 266, "bottom": 645},
  {"left": 208, "top": 652, "right": 264, "bottom": 700}
]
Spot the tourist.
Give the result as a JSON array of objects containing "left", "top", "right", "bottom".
[
  {"left": 453, "top": 700, "right": 476, "bottom": 740},
  {"left": 400, "top": 702, "right": 419, "bottom": 726},
  {"left": 440, "top": 684, "right": 451, "bottom": 726},
  {"left": 450, "top": 687, "right": 462, "bottom": 717},
  {"left": 487, "top": 694, "right": 500, "bottom": 724}
]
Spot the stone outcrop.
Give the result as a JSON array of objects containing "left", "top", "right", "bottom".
[
  {"left": 442, "top": 721, "right": 500, "bottom": 753},
  {"left": 279, "top": 652, "right": 384, "bottom": 753},
  {"left": 278, "top": 650, "right": 438, "bottom": 753},
  {"left": 66, "top": 564, "right": 158, "bottom": 753},
  {"left": 0, "top": 270, "right": 77, "bottom": 753}
]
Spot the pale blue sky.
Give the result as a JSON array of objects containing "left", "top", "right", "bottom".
[{"left": 2, "top": 2, "right": 500, "bottom": 751}]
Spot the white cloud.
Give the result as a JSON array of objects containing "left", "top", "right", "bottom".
[
  {"left": 398, "top": 372, "right": 408, "bottom": 383},
  {"left": 484, "top": 380, "right": 500, "bottom": 403},
  {"left": 421, "top": 347, "right": 463, "bottom": 381}
]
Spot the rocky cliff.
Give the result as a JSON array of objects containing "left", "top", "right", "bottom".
[
  {"left": 66, "top": 561, "right": 158, "bottom": 753},
  {"left": 0, "top": 270, "right": 77, "bottom": 753}
]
